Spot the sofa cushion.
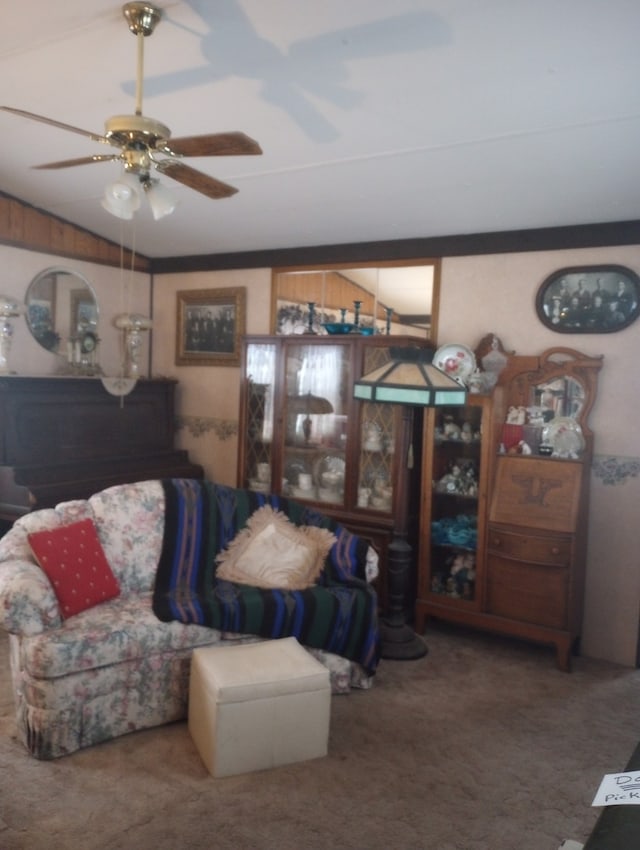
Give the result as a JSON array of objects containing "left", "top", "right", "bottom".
[
  {"left": 28, "top": 519, "right": 120, "bottom": 618},
  {"left": 88, "top": 480, "right": 165, "bottom": 593},
  {"left": 0, "top": 501, "right": 93, "bottom": 566},
  {"left": 18, "top": 592, "right": 224, "bottom": 680},
  {"left": 215, "top": 504, "right": 336, "bottom": 590}
]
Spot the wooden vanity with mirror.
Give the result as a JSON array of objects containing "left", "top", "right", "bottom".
[{"left": 416, "top": 346, "right": 603, "bottom": 670}]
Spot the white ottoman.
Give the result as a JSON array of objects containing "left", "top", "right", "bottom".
[{"left": 188, "top": 637, "right": 331, "bottom": 778}]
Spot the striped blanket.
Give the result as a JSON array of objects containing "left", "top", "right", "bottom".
[{"left": 152, "top": 479, "right": 381, "bottom": 675}]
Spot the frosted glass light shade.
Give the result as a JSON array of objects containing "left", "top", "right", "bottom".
[
  {"left": 102, "top": 176, "right": 141, "bottom": 219},
  {"left": 144, "top": 180, "right": 177, "bottom": 220}
]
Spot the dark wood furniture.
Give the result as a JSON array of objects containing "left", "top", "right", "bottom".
[
  {"left": 237, "top": 334, "right": 428, "bottom": 614},
  {"left": 0, "top": 376, "right": 202, "bottom": 531},
  {"left": 415, "top": 347, "right": 602, "bottom": 670}
]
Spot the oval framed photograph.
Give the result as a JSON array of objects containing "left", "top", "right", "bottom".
[{"left": 536, "top": 265, "right": 640, "bottom": 333}]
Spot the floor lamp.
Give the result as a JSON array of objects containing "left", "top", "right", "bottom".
[{"left": 354, "top": 346, "right": 467, "bottom": 660}]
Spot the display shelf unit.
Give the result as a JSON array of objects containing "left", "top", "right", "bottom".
[
  {"left": 415, "top": 346, "right": 602, "bottom": 670},
  {"left": 237, "top": 334, "right": 428, "bottom": 612},
  {"left": 415, "top": 395, "right": 494, "bottom": 625}
]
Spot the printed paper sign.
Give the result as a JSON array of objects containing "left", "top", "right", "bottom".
[{"left": 592, "top": 772, "right": 640, "bottom": 806}]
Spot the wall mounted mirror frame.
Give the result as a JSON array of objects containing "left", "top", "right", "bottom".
[
  {"left": 25, "top": 267, "right": 99, "bottom": 358},
  {"left": 271, "top": 259, "right": 441, "bottom": 341},
  {"left": 499, "top": 346, "right": 604, "bottom": 453}
]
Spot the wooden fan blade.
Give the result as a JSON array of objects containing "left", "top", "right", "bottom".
[
  {"left": 157, "top": 161, "right": 238, "bottom": 199},
  {"left": 0, "top": 106, "right": 110, "bottom": 144},
  {"left": 164, "top": 132, "right": 262, "bottom": 157},
  {"left": 33, "top": 154, "right": 120, "bottom": 170}
]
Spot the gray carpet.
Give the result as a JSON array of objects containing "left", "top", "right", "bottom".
[{"left": 1, "top": 624, "right": 639, "bottom": 850}]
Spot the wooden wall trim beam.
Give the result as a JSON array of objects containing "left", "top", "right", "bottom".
[
  {"left": 0, "top": 191, "right": 150, "bottom": 272},
  {"left": 150, "top": 219, "right": 640, "bottom": 274},
  {"left": 2, "top": 186, "right": 637, "bottom": 276}
]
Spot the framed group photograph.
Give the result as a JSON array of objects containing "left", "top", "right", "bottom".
[
  {"left": 536, "top": 265, "right": 640, "bottom": 333},
  {"left": 176, "top": 287, "right": 246, "bottom": 366}
]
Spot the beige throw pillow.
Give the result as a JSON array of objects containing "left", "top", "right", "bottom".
[{"left": 215, "top": 505, "right": 336, "bottom": 590}]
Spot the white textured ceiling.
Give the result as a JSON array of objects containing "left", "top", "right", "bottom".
[{"left": 1, "top": 0, "right": 639, "bottom": 259}]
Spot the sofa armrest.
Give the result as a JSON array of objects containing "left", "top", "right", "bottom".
[{"left": 0, "top": 559, "right": 62, "bottom": 635}]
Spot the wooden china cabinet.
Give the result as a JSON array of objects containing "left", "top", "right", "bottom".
[
  {"left": 415, "top": 347, "right": 603, "bottom": 670},
  {"left": 415, "top": 394, "right": 497, "bottom": 635},
  {"left": 237, "top": 334, "right": 429, "bottom": 612}
]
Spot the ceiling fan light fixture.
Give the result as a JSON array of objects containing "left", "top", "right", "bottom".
[
  {"left": 143, "top": 178, "right": 177, "bottom": 220},
  {"left": 102, "top": 175, "right": 141, "bottom": 220}
]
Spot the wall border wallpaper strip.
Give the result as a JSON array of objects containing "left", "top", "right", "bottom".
[
  {"left": 176, "top": 415, "right": 238, "bottom": 440},
  {"left": 592, "top": 455, "right": 640, "bottom": 486}
]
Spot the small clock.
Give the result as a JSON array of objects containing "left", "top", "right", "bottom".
[{"left": 80, "top": 331, "right": 98, "bottom": 354}]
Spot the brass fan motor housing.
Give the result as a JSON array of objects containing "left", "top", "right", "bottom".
[
  {"left": 122, "top": 3, "right": 162, "bottom": 37},
  {"left": 104, "top": 114, "right": 170, "bottom": 146}
]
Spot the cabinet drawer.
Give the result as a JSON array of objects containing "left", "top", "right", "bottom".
[
  {"left": 486, "top": 555, "right": 568, "bottom": 629},
  {"left": 487, "top": 527, "right": 571, "bottom": 566}
]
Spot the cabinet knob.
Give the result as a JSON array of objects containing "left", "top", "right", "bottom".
[
  {"left": 551, "top": 546, "right": 560, "bottom": 555},
  {"left": 492, "top": 536, "right": 501, "bottom": 547}
]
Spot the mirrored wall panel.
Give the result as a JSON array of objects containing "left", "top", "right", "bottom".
[{"left": 272, "top": 261, "right": 439, "bottom": 340}]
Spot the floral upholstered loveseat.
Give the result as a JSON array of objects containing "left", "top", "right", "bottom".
[{"left": 0, "top": 479, "right": 380, "bottom": 759}]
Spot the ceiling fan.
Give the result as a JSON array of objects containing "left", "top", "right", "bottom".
[{"left": 0, "top": 2, "right": 263, "bottom": 207}]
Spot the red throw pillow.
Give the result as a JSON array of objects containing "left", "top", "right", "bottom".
[{"left": 28, "top": 518, "right": 120, "bottom": 618}]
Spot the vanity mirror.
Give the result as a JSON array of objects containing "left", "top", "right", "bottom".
[
  {"left": 498, "top": 346, "right": 603, "bottom": 458},
  {"left": 531, "top": 375, "right": 584, "bottom": 421},
  {"left": 25, "top": 268, "right": 99, "bottom": 358}
]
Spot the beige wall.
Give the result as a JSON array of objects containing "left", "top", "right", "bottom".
[
  {"left": 439, "top": 244, "right": 640, "bottom": 667},
  {"left": 438, "top": 245, "right": 640, "bottom": 454},
  {"left": 2, "top": 239, "right": 638, "bottom": 668},
  {"left": 1, "top": 245, "right": 151, "bottom": 377},
  {"left": 154, "top": 245, "right": 640, "bottom": 669},
  {"left": 151, "top": 269, "right": 272, "bottom": 485}
]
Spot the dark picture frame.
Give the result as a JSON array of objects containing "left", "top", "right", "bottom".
[
  {"left": 536, "top": 265, "right": 640, "bottom": 333},
  {"left": 176, "top": 287, "right": 246, "bottom": 366}
]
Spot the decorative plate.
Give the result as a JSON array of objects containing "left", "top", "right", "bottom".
[
  {"left": 433, "top": 343, "right": 477, "bottom": 384},
  {"left": 313, "top": 454, "right": 346, "bottom": 487},
  {"left": 541, "top": 417, "right": 586, "bottom": 458}
]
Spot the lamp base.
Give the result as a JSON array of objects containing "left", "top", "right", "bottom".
[{"left": 380, "top": 620, "right": 428, "bottom": 660}]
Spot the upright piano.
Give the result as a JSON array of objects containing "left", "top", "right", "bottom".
[{"left": 0, "top": 376, "right": 203, "bottom": 532}]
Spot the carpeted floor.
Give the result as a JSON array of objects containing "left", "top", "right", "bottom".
[{"left": 1, "top": 623, "right": 639, "bottom": 850}]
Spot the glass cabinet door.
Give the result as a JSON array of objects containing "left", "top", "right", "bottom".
[
  {"left": 243, "top": 342, "right": 277, "bottom": 492},
  {"left": 357, "top": 401, "right": 395, "bottom": 512},
  {"left": 423, "top": 397, "right": 487, "bottom": 606},
  {"left": 283, "top": 341, "right": 350, "bottom": 505},
  {"left": 355, "top": 345, "right": 399, "bottom": 514}
]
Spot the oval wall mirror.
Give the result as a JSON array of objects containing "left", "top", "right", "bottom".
[{"left": 25, "top": 267, "right": 99, "bottom": 355}]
